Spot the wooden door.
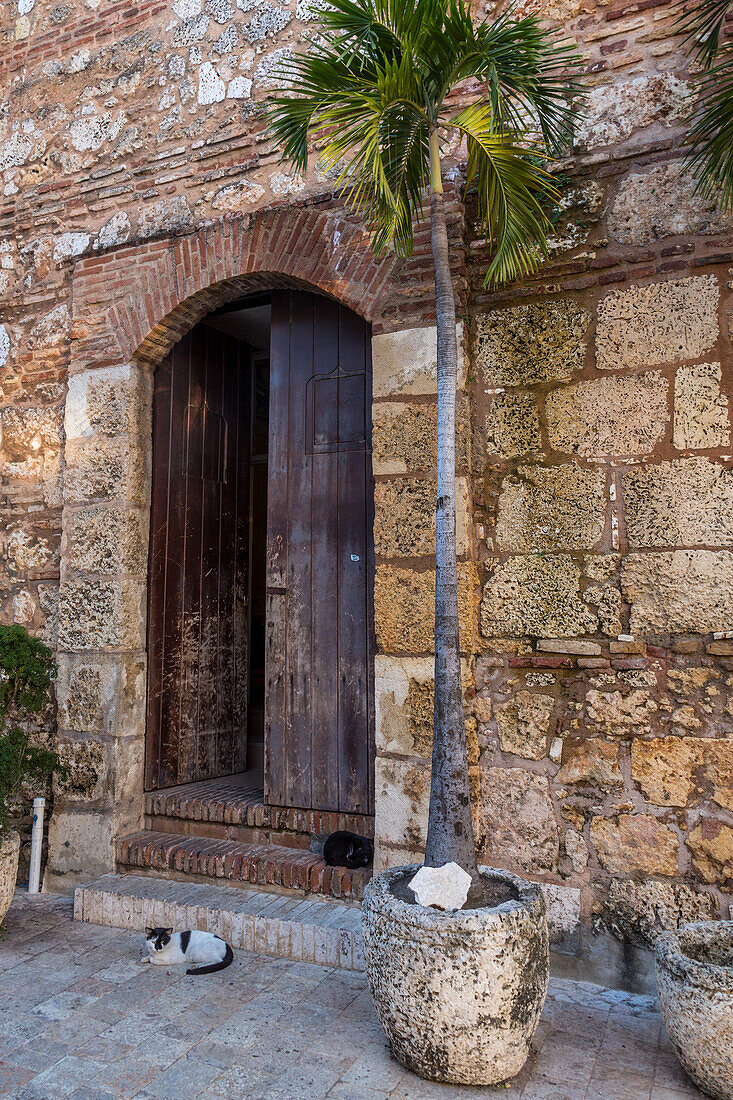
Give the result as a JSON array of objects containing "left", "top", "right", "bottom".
[
  {"left": 145, "top": 325, "right": 251, "bottom": 790},
  {"left": 265, "top": 291, "right": 374, "bottom": 815}
]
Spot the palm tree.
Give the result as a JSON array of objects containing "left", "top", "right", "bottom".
[
  {"left": 678, "top": 0, "right": 733, "bottom": 210},
  {"left": 268, "top": 0, "right": 581, "bottom": 901}
]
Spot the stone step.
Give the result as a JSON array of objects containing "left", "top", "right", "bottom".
[
  {"left": 74, "top": 873, "right": 364, "bottom": 971},
  {"left": 145, "top": 773, "right": 374, "bottom": 842},
  {"left": 117, "top": 830, "right": 371, "bottom": 900}
]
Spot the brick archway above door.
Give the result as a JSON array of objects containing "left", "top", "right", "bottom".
[{"left": 70, "top": 199, "right": 457, "bottom": 376}]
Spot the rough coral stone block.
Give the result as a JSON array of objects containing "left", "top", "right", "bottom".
[
  {"left": 622, "top": 550, "right": 733, "bottom": 635},
  {"left": 631, "top": 736, "right": 733, "bottom": 810},
  {"left": 65, "top": 365, "right": 150, "bottom": 440},
  {"left": 623, "top": 458, "right": 733, "bottom": 548},
  {"left": 575, "top": 73, "right": 691, "bottom": 150},
  {"left": 480, "top": 555, "right": 597, "bottom": 639},
  {"left": 495, "top": 464, "right": 606, "bottom": 553},
  {"left": 687, "top": 818, "right": 733, "bottom": 886},
  {"left": 478, "top": 767, "right": 559, "bottom": 873},
  {"left": 608, "top": 160, "right": 730, "bottom": 246},
  {"left": 590, "top": 814, "right": 678, "bottom": 876},
  {"left": 595, "top": 275, "right": 718, "bottom": 371},
  {"left": 374, "top": 654, "right": 475, "bottom": 760},
  {"left": 673, "top": 362, "right": 730, "bottom": 451},
  {"left": 474, "top": 299, "right": 589, "bottom": 387},
  {"left": 54, "top": 737, "right": 108, "bottom": 805},
  {"left": 56, "top": 661, "right": 108, "bottom": 732},
  {"left": 374, "top": 755, "right": 430, "bottom": 852},
  {"left": 374, "top": 562, "right": 478, "bottom": 654},
  {"left": 495, "top": 690, "right": 555, "bottom": 760},
  {"left": 546, "top": 374, "right": 668, "bottom": 458},
  {"left": 585, "top": 688, "right": 657, "bottom": 738},
  {"left": 375, "top": 655, "right": 434, "bottom": 758},
  {"left": 68, "top": 505, "right": 148, "bottom": 575},
  {"left": 484, "top": 392, "right": 542, "bottom": 459},
  {"left": 373, "top": 476, "right": 469, "bottom": 558},
  {"left": 57, "top": 579, "right": 146, "bottom": 650},
  {"left": 371, "top": 324, "right": 464, "bottom": 398},
  {"left": 372, "top": 397, "right": 470, "bottom": 475},
  {"left": 557, "top": 740, "right": 623, "bottom": 789},
  {"left": 63, "top": 435, "right": 148, "bottom": 505}
]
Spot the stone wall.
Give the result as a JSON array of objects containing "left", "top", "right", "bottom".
[
  {"left": 1, "top": 0, "right": 732, "bottom": 968},
  {"left": 478, "top": 274, "right": 733, "bottom": 953},
  {"left": 372, "top": 1, "right": 733, "bottom": 964},
  {"left": 375, "top": 275, "right": 733, "bottom": 969}
]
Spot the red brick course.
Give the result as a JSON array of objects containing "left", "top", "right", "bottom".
[{"left": 117, "top": 830, "right": 369, "bottom": 900}]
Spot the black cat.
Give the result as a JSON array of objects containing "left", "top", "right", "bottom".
[{"left": 323, "top": 831, "right": 373, "bottom": 869}]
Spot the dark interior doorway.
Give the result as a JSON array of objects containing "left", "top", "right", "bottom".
[{"left": 145, "top": 289, "right": 375, "bottom": 816}]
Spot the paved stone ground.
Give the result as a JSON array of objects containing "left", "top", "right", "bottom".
[{"left": 0, "top": 892, "right": 706, "bottom": 1100}]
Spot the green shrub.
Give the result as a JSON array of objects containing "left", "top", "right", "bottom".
[{"left": 0, "top": 624, "right": 59, "bottom": 837}]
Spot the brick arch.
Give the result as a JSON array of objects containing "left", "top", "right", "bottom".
[{"left": 95, "top": 204, "right": 409, "bottom": 369}]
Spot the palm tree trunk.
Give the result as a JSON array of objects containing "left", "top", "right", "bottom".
[{"left": 424, "top": 130, "right": 481, "bottom": 900}]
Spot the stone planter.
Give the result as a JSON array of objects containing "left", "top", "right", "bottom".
[
  {"left": 361, "top": 865, "right": 549, "bottom": 1086},
  {"left": 0, "top": 831, "right": 20, "bottom": 927},
  {"left": 656, "top": 921, "right": 733, "bottom": 1100}
]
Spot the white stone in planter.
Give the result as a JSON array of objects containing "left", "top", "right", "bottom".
[
  {"left": 656, "top": 921, "right": 733, "bottom": 1100},
  {"left": 362, "top": 865, "right": 549, "bottom": 1085},
  {"left": 409, "top": 862, "right": 471, "bottom": 911},
  {"left": 0, "top": 831, "right": 20, "bottom": 927}
]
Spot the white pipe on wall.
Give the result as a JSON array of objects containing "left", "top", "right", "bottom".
[{"left": 28, "top": 797, "right": 44, "bottom": 895}]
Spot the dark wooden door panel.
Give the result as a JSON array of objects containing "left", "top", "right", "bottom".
[
  {"left": 146, "top": 327, "right": 250, "bottom": 790},
  {"left": 265, "top": 291, "right": 375, "bottom": 815}
]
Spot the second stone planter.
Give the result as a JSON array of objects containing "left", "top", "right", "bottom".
[
  {"left": 656, "top": 921, "right": 733, "bottom": 1100},
  {"left": 361, "top": 865, "right": 549, "bottom": 1086}
]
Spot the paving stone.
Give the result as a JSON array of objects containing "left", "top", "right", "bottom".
[
  {"left": 132, "top": 1056, "right": 222, "bottom": 1098},
  {"left": 0, "top": 893, "right": 708, "bottom": 1100},
  {"left": 66, "top": 1089, "right": 118, "bottom": 1100},
  {"left": 586, "top": 1064, "right": 655, "bottom": 1100},
  {"left": 16, "top": 1055, "right": 105, "bottom": 1098}
]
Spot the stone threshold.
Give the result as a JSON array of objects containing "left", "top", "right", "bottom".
[{"left": 73, "top": 873, "right": 364, "bottom": 971}]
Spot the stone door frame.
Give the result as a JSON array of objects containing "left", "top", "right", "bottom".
[{"left": 46, "top": 201, "right": 465, "bottom": 889}]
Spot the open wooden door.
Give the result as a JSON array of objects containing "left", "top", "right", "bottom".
[
  {"left": 265, "top": 290, "right": 375, "bottom": 815},
  {"left": 145, "top": 325, "right": 251, "bottom": 790}
]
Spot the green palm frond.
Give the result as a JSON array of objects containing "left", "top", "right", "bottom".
[
  {"left": 446, "top": 6, "right": 584, "bottom": 151},
  {"left": 686, "top": 50, "right": 733, "bottom": 210},
  {"left": 452, "top": 101, "right": 559, "bottom": 283},
  {"left": 677, "top": 0, "right": 731, "bottom": 67},
  {"left": 674, "top": 0, "right": 733, "bottom": 213},
  {"left": 267, "top": 0, "right": 582, "bottom": 285}
]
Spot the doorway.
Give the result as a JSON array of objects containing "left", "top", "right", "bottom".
[{"left": 144, "top": 289, "right": 375, "bottom": 817}]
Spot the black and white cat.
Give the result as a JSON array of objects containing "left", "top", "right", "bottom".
[
  {"left": 142, "top": 927, "right": 233, "bottom": 975},
  {"left": 323, "top": 831, "right": 373, "bottom": 869}
]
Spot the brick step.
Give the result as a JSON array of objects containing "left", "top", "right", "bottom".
[
  {"left": 74, "top": 873, "right": 364, "bottom": 971},
  {"left": 116, "top": 830, "right": 371, "bottom": 900},
  {"left": 144, "top": 814, "right": 313, "bottom": 850},
  {"left": 145, "top": 773, "right": 374, "bottom": 842}
]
